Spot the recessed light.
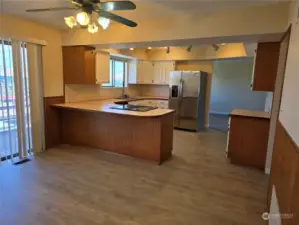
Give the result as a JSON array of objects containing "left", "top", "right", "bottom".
[
  {"left": 220, "top": 43, "right": 226, "bottom": 46},
  {"left": 129, "top": 48, "right": 134, "bottom": 51},
  {"left": 148, "top": 47, "right": 152, "bottom": 50}
]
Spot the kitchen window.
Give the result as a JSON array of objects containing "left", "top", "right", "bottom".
[{"left": 102, "top": 58, "right": 127, "bottom": 88}]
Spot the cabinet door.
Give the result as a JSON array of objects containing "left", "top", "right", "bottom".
[
  {"left": 153, "top": 62, "right": 161, "bottom": 84},
  {"left": 136, "top": 61, "right": 144, "bottom": 83},
  {"left": 96, "top": 51, "right": 110, "bottom": 84},
  {"left": 164, "top": 61, "right": 175, "bottom": 85},
  {"left": 128, "top": 60, "right": 137, "bottom": 84},
  {"left": 143, "top": 61, "right": 154, "bottom": 84},
  {"left": 84, "top": 49, "right": 96, "bottom": 84},
  {"left": 63, "top": 46, "right": 85, "bottom": 84},
  {"left": 251, "top": 42, "right": 280, "bottom": 92}
]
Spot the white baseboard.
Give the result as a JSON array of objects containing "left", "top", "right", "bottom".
[{"left": 209, "top": 111, "right": 230, "bottom": 116}]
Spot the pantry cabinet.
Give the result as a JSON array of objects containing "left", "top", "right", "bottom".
[{"left": 128, "top": 60, "right": 175, "bottom": 85}]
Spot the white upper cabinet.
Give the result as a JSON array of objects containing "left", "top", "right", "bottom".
[
  {"left": 128, "top": 59, "right": 137, "bottom": 84},
  {"left": 153, "top": 61, "right": 175, "bottom": 85},
  {"left": 96, "top": 51, "right": 110, "bottom": 84},
  {"left": 128, "top": 59, "right": 175, "bottom": 85}
]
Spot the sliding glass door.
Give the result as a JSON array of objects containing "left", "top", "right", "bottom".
[
  {"left": 0, "top": 38, "right": 37, "bottom": 162},
  {"left": 0, "top": 40, "right": 18, "bottom": 160}
]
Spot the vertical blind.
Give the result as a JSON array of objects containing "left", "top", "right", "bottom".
[{"left": 0, "top": 37, "right": 45, "bottom": 162}]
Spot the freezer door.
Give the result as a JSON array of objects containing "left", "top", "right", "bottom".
[
  {"left": 179, "top": 72, "right": 201, "bottom": 130},
  {"left": 169, "top": 71, "right": 182, "bottom": 128}
]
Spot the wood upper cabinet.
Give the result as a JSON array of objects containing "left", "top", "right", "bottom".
[
  {"left": 63, "top": 46, "right": 97, "bottom": 84},
  {"left": 96, "top": 51, "right": 110, "bottom": 84},
  {"left": 251, "top": 42, "right": 280, "bottom": 92}
]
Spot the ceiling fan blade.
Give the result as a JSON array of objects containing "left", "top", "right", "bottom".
[
  {"left": 71, "top": 0, "right": 83, "bottom": 8},
  {"left": 26, "top": 7, "right": 78, "bottom": 12},
  {"left": 99, "top": 10, "right": 137, "bottom": 27},
  {"left": 100, "top": 1, "right": 136, "bottom": 11}
]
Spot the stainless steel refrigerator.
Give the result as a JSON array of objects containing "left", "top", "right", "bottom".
[{"left": 169, "top": 71, "right": 207, "bottom": 131}]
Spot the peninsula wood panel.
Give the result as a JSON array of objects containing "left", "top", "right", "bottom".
[
  {"left": 227, "top": 115, "right": 270, "bottom": 169},
  {"left": 267, "top": 121, "right": 299, "bottom": 225},
  {"left": 61, "top": 109, "right": 174, "bottom": 164},
  {"left": 44, "top": 96, "right": 64, "bottom": 149},
  {"left": 252, "top": 42, "right": 280, "bottom": 92}
]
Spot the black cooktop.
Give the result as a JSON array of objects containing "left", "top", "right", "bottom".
[{"left": 110, "top": 104, "right": 158, "bottom": 112}]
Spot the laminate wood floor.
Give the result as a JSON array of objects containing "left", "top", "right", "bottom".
[{"left": 0, "top": 130, "right": 267, "bottom": 225}]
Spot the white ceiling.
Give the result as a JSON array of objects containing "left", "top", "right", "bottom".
[{"left": 0, "top": 0, "right": 283, "bottom": 29}]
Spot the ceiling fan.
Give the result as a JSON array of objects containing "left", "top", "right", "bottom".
[{"left": 26, "top": 0, "right": 137, "bottom": 33}]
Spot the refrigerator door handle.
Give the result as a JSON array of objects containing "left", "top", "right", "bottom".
[{"left": 178, "top": 79, "right": 183, "bottom": 122}]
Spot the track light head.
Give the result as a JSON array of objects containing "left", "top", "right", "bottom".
[
  {"left": 166, "top": 46, "right": 170, "bottom": 54},
  {"left": 187, "top": 45, "right": 192, "bottom": 52},
  {"left": 212, "top": 44, "right": 219, "bottom": 52}
]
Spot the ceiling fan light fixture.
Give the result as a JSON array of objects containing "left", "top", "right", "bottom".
[
  {"left": 76, "top": 11, "right": 90, "bottom": 26},
  {"left": 64, "top": 16, "right": 77, "bottom": 28},
  {"left": 88, "top": 23, "right": 99, "bottom": 34},
  {"left": 98, "top": 17, "right": 110, "bottom": 30}
]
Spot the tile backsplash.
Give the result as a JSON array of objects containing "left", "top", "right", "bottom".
[
  {"left": 65, "top": 84, "right": 140, "bottom": 103},
  {"left": 65, "top": 84, "right": 169, "bottom": 103}
]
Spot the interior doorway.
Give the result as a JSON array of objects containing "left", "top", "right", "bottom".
[{"left": 208, "top": 58, "right": 269, "bottom": 132}]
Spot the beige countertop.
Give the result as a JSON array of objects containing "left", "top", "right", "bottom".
[
  {"left": 230, "top": 109, "right": 271, "bottom": 119},
  {"left": 122, "top": 96, "right": 169, "bottom": 101},
  {"left": 51, "top": 99, "right": 174, "bottom": 117}
]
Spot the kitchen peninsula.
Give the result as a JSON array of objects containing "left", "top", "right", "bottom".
[{"left": 52, "top": 99, "right": 175, "bottom": 164}]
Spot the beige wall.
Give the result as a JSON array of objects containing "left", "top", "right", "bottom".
[
  {"left": 210, "top": 58, "right": 267, "bottom": 113},
  {"left": 0, "top": 14, "right": 63, "bottom": 97},
  {"left": 103, "top": 44, "right": 247, "bottom": 61},
  {"left": 266, "top": 0, "right": 299, "bottom": 174},
  {"left": 267, "top": 1, "right": 299, "bottom": 221},
  {"left": 175, "top": 61, "right": 213, "bottom": 73},
  {"left": 65, "top": 84, "right": 141, "bottom": 103},
  {"left": 147, "top": 44, "right": 247, "bottom": 61},
  {"left": 137, "top": 85, "right": 169, "bottom": 98},
  {"left": 279, "top": 1, "right": 299, "bottom": 146}
]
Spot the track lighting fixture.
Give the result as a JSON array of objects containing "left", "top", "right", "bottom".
[
  {"left": 212, "top": 44, "right": 219, "bottom": 52},
  {"left": 166, "top": 46, "right": 170, "bottom": 54}
]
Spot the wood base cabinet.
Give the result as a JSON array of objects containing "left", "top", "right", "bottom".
[
  {"left": 61, "top": 109, "right": 174, "bottom": 164},
  {"left": 227, "top": 114, "right": 270, "bottom": 169}
]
